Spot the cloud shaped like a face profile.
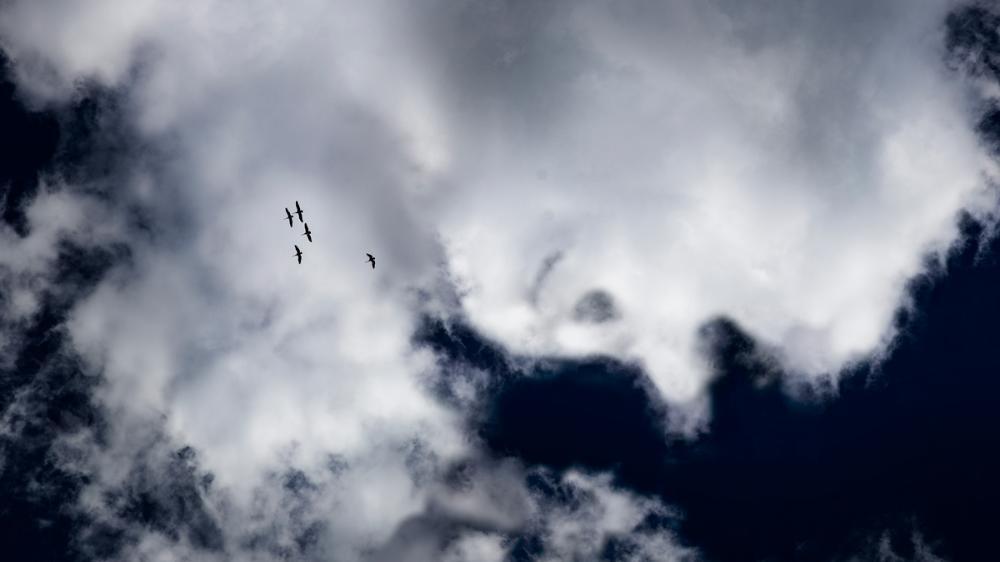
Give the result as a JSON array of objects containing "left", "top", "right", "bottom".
[{"left": 0, "top": 0, "right": 998, "bottom": 559}]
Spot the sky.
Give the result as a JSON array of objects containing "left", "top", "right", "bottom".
[{"left": 1, "top": 1, "right": 999, "bottom": 561}]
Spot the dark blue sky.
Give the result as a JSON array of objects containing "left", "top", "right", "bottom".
[{"left": 3, "top": 5, "right": 1000, "bottom": 562}]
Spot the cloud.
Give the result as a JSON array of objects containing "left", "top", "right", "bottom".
[
  {"left": 1, "top": 0, "right": 999, "bottom": 559},
  {"left": 2, "top": 0, "right": 994, "bottom": 404},
  {"left": 0, "top": 0, "right": 160, "bottom": 101},
  {"left": 417, "top": 0, "right": 998, "bottom": 401},
  {"left": 441, "top": 532, "right": 507, "bottom": 562},
  {"left": 0, "top": 185, "right": 124, "bottom": 371},
  {"left": 525, "top": 471, "right": 694, "bottom": 562},
  {"left": 365, "top": 467, "right": 692, "bottom": 562},
  {"left": 840, "top": 527, "right": 948, "bottom": 562}
]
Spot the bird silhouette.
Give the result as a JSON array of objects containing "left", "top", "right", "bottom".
[
  {"left": 284, "top": 208, "right": 294, "bottom": 227},
  {"left": 294, "top": 245, "right": 303, "bottom": 264},
  {"left": 366, "top": 253, "right": 375, "bottom": 269},
  {"left": 295, "top": 201, "right": 304, "bottom": 223},
  {"left": 302, "top": 223, "right": 313, "bottom": 242}
]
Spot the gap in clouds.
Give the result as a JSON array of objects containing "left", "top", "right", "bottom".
[{"left": 0, "top": 55, "right": 58, "bottom": 235}]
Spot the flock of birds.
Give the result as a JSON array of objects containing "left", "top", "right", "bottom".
[{"left": 284, "top": 201, "right": 375, "bottom": 269}]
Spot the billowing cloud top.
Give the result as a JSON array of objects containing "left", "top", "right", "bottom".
[{"left": 1, "top": 0, "right": 997, "bottom": 560}]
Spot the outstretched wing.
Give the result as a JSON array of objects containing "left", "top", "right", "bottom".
[
  {"left": 295, "top": 201, "right": 302, "bottom": 213},
  {"left": 285, "top": 208, "right": 293, "bottom": 226},
  {"left": 366, "top": 253, "right": 374, "bottom": 260}
]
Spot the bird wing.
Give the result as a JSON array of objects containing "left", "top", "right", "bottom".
[
  {"left": 366, "top": 253, "right": 374, "bottom": 259},
  {"left": 295, "top": 201, "right": 302, "bottom": 212}
]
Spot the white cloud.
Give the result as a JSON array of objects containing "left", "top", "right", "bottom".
[
  {"left": 0, "top": 185, "right": 123, "bottom": 367},
  {"left": 0, "top": 0, "right": 161, "bottom": 101},
  {"left": 441, "top": 532, "right": 507, "bottom": 562},
  {"left": 530, "top": 471, "right": 694, "bottom": 562},
  {"left": 1, "top": 0, "right": 997, "bottom": 559},
  {"left": 420, "top": 0, "right": 998, "bottom": 402},
  {"left": 363, "top": 467, "right": 693, "bottom": 562}
]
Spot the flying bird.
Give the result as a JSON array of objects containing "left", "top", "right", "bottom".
[
  {"left": 302, "top": 223, "right": 313, "bottom": 242},
  {"left": 295, "top": 201, "right": 304, "bottom": 223},
  {"left": 366, "top": 253, "right": 375, "bottom": 269},
  {"left": 284, "top": 208, "right": 294, "bottom": 227},
  {"left": 294, "top": 245, "right": 303, "bottom": 264}
]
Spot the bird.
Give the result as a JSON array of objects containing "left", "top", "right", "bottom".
[
  {"left": 284, "top": 208, "right": 294, "bottom": 227},
  {"left": 294, "top": 245, "right": 303, "bottom": 264},
  {"left": 366, "top": 253, "right": 375, "bottom": 269},
  {"left": 295, "top": 201, "right": 304, "bottom": 223},
  {"left": 302, "top": 223, "right": 313, "bottom": 242}
]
